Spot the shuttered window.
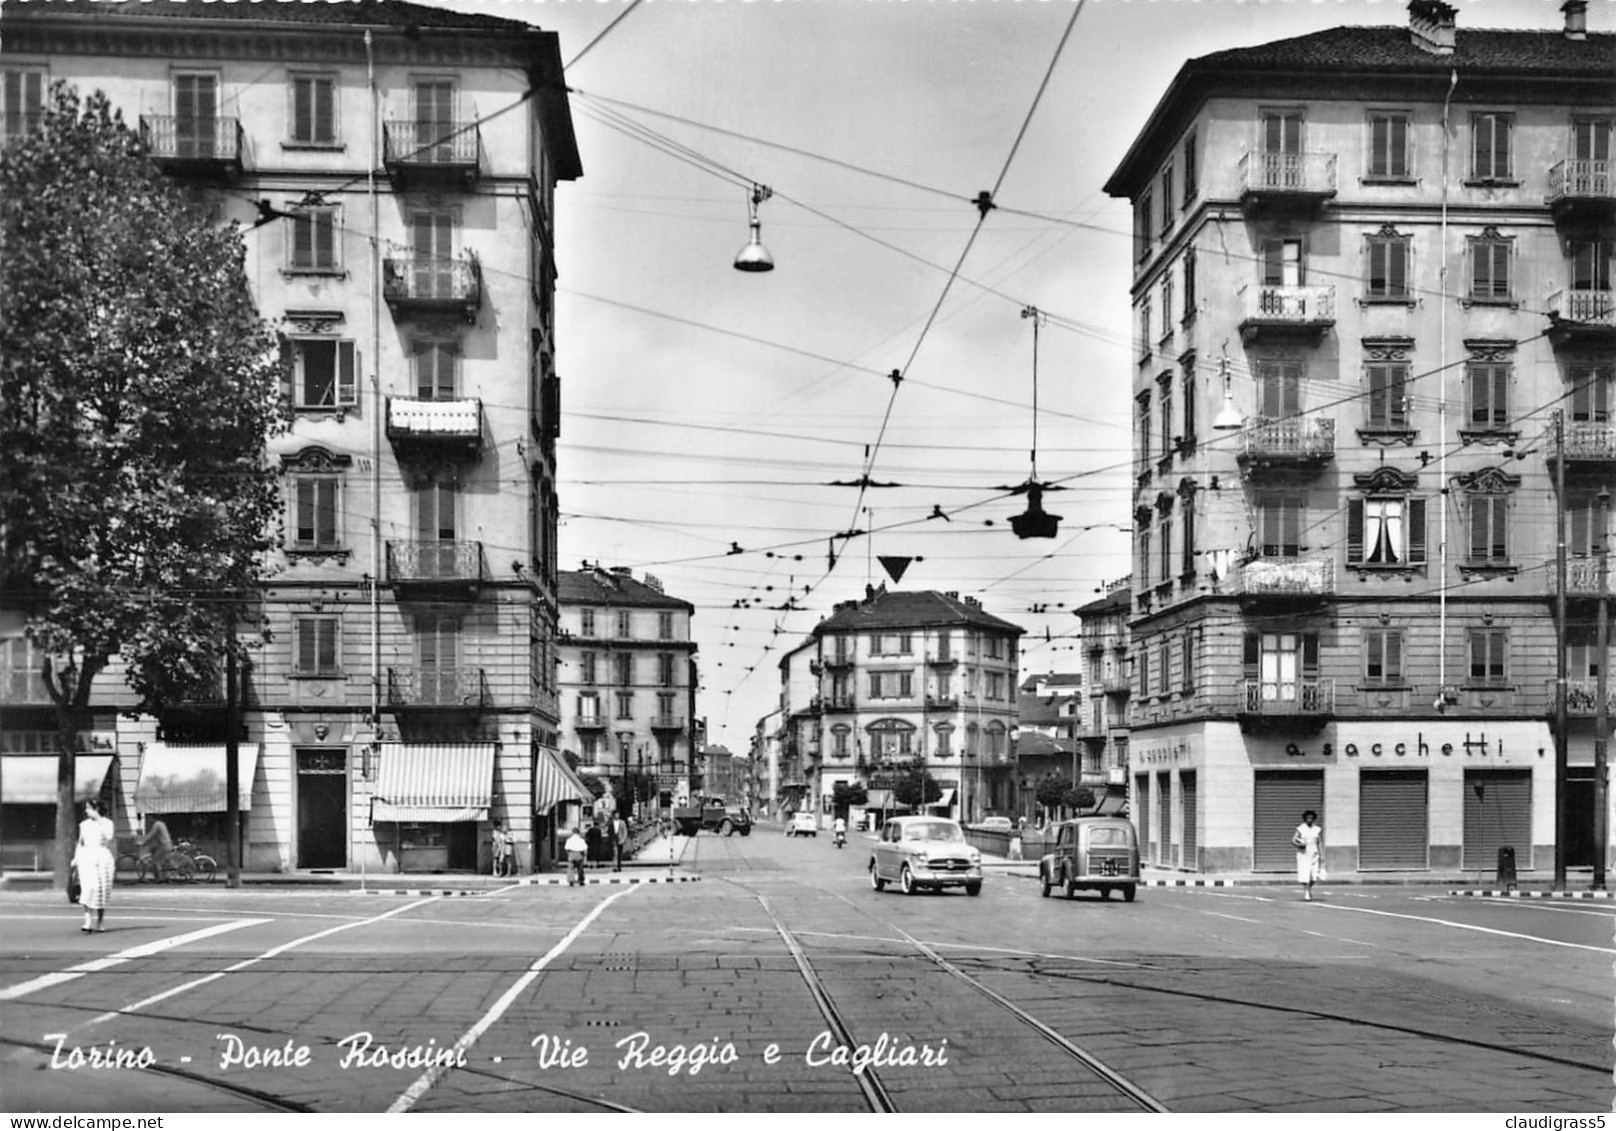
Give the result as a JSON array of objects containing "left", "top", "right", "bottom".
[
  {"left": 1253, "top": 771, "right": 1324, "bottom": 872},
  {"left": 293, "top": 476, "right": 339, "bottom": 549},
  {"left": 294, "top": 340, "right": 357, "bottom": 408},
  {"left": 1367, "top": 112, "right": 1409, "bottom": 178},
  {"left": 290, "top": 75, "right": 336, "bottom": 144},
  {"left": 290, "top": 208, "right": 338, "bottom": 271},
  {"left": 293, "top": 615, "right": 339, "bottom": 676},
  {"left": 1469, "top": 238, "right": 1511, "bottom": 302},
  {"left": 1471, "top": 112, "right": 1512, "bottom": 180},
  {"left": 1466, "top": 361, "right": 1509, "bottom": 429},
  {"left": 1468, "top": 628, "right": 1508, "bottom": 685},
  {"left": 1364, "top": 628, "right": 1403, "bottom": 685},
  {"left": 1366, "top": 361, "right": 1409, "bottom": 427},
  {"left": 1462, "top": 770, "right": 1531, "bottom": 871},
  {"left": 1348, "top": 497, "right": 1427, "bottom": 566},
  {"left": 1367, "top": 237, "right": 1410, "bottom": 300},
  {"left": 1467, "top": 494, "right": 1510, "bottom": 565},
  {"left": 1359, "top": 770, "right": 1428, "bottom": 870}
]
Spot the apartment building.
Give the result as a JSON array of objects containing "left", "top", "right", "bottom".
[
  {"left": 0, "top": 0, "right": 580, "bottom": 874},
  {"left": 783, "top": 586, "right": 1024, "bottom": 825},
  {"left": 555, "top": 567, "right": 698, "bottom": 811},
  {"left": 1102, "top": 0, "right": 1614, "bottom": 875}
]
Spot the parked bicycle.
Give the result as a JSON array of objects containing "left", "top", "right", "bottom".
[{"left": 115, "top": 839, "right": 216, "bottom": 883}]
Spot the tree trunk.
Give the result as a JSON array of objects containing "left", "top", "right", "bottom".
[{"left": 48, "top": 655, "right": 105, "bottom": 891}]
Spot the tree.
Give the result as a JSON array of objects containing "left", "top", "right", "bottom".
[
  {"left": 0, "top": 86, "right": 286, "bottom": 889},
  {"left": 1035, "top": 775, "right": 1070, "bottom": 812},
  {"left": 830, "top": 780, "right": 868, "bottom": 816},
  {"left": 1062, "top": 785, "right": 1096, "bottom": 814},
  {"left": 891, "top": 765, "right": 942, "bottom": 810}
]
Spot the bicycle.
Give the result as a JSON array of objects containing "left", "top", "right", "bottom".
[{"left": 173, "top": 839, "right": 217, "bottom": 883}]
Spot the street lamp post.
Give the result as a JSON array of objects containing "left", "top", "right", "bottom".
[{"left": 1596, "top": 486, "right": 1610, "bottom": 892}]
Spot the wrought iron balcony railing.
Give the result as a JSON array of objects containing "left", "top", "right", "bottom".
[
  {"left": 1239, "top": 285, "right": 1336, "bottom": 342},
  {"left": 386, "top": 666, "right": 489, "bottom": 710},
  {"left": 1547, "top": 556, "right": 1616, "bottom": 598},
  {"left": 140, "top": 115, "right": 243, "bottom": 171},
  {"left": 1553, "top": 679, "right": 1616, "bottom": 717},
  {"left": 1239, "top": 678, "right": 1334, "bottom": 716},
  {"left": 650, "top": 714, "right": 685, "bottom": 731},
  {"left": 383, "top": 255, "right": 482, "bottom": 323},
  {"left": 1547, "top": 289, "right": 1616, "bottom": 335},
  {"left": 382, "top": 120, "right": 481, "bottom": 184},
  {"left": 1238, "top": 415, "right": 1335, "bottom": 465},
  {"left": 1230, "top": 556, "right": 1335, "bottom": 600},
  {"left": 386, "top": 540, "right": 486, "bottom": 594}
]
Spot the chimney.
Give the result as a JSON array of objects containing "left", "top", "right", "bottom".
[
  {"left": 610, "top": 566, "right": 632, "bottom": 576},
  {"left": 1564, "top": 0, "right": 1588, "bottom": 40},
  {"left": 1408, "top": 0, "right": 1457, "bottom": 55}
]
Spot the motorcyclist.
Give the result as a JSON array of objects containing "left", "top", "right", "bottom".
[{"left": 832, "top": 814, "right": 847, "bottom": 847}]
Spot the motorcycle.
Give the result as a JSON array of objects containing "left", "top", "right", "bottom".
[{"left": 833, "top": 829, "right": 846, "bottom": 849}]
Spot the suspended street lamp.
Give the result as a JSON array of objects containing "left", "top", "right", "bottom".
[
  {"left": 1011, "top": 306, "right": 1062, "bottom": 539},
  {"left": 733, "top": 183, "right": 775, "bottom": 273}
]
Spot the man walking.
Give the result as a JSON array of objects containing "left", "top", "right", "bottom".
[
  {"left": 612, "top": 814, "right": 628, "bottom": 872},
  {"left": 564, "top": 826, "right": 588, "bottom": 887}
]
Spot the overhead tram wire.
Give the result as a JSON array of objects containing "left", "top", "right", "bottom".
[{"left": 563, "top": 0, "right": 644, "bottom": 71}]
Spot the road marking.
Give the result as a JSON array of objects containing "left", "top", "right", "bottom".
[
  {"left": 1201, "top": 911, "right": 1260, "bottom": 924},
  {"left": 388, "top": 884, "right": 640, "bottom": 1114},
  {"left": 0, "top": 919, "right": 268, "bottom": 1002},
  {"left": 1311, "top": 901, "right": 1616, "bottom": 952},
  {"left": 1472, "top": 897, "right": 1616, "bottom": 919},
  {"left": 82, "top": 897, "right": 441, "bottom": 1028}
]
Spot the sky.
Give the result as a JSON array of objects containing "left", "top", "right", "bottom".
[{"left": 421, "top": 0, "right": 1616, "bottom": 753}]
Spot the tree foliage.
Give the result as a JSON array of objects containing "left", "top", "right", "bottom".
[
  {"left": 0, "top": 85, "right": 287, "bottom": 883},
  {"left": 890, "top": 765, "right": 942, "bottom": 810},
  {"left": 830, "top": 780, "right": 868, "bottom": 815},
  {"left": 1035, "top": 775, "right": 1070, "bottom": 810},
  {"left": 1062, "top": 785, "right": 1096, "bottom": 814}
]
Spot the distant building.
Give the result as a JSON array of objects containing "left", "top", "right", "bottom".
[{"left": 1077, "top": 582, "right": 1133, "bottom": 820}]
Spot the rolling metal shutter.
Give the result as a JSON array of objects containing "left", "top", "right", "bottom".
[
  {"left": 1358, "top": 769, "right": 1428, "bottom": 870},
  {"left": 1253, "top": 770, "right": 1323, "bottom": 872},
  {"left": 1463, "top": 769, "right": 1532, "bottom": 872},
  {"left": 1157, "top": 772, "right": 1172, "bottom": 866},
  {"left": 1180, "top": 772, "right": 1198, "bottom": 871},
  {"left": 1134, "top": 773, "right": 1150, "bottom": 858}
]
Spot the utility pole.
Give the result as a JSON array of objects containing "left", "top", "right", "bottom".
[
  {"left": 224, "top": 596, "right": 240, "bottom": 888},
  {"left": 1596, "top": 485, "right": 1610, "bottom": 892},
  {"left": 1555, "top": 410, "right": 1569, "bottom": 891}
]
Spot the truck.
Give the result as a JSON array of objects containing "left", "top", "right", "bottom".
[{"left": 672, "top": 797, "right": 751, "bottom": 837}]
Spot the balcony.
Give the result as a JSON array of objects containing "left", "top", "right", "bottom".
[
  {"left": 1547, "top": 556, "right": 1616, "bottom": 600},
  {"left": 927, "top": 654, "right": 958, "bottom": 668},
  {"left": 140, "top": 115, "right": 243, "bottom": 178},
  {"left": 1546, "top": 159, "right": 1615, "bottom": 225},
  {"left": 1237, "top": 415, "right": 1335, "bottom": 469},
  {"left": 1238, "top": 285, "right": 1335, "bottom": 344},
  {"left": 1553, "top": 679, "right": 1616, "bottom": 717},
  {"left": 1229, "top": 556, "right": 1335, "bottom": 604},
  {"left": 574, "top": 715, "right": 607, "bottom": 732},
  {"left": 650, "top": 714, "right": 685, "bottom": 733},
  {"left": 383, "top": 255, "right": 482, "bottom": 324},
  {"left": 387, "top": 666, "right": 489, "bottom": 712},
  {"left": 383, "top": 119, "right": 481, "bottom": 189},
  {"left": 1546, "top": 289, "right": 1616, "bottom": 348},
  {"left": 925, "top": 695, "right": 960, "bottom": 710},
  {"left": 823, "top": 654, "right": 855, "bottom": 671},
  {"left": 1238, "top": 678, "right": 1334, "bottom": 726},
  {"left": 386, "top": 540, "right": 486, "bottom": 599},
  {"left": 1101, "top": 674, "right": 1131, "bottom": 697},
  {"left": 386, "top": 396, "right": 483, "bottom": 459},
  {"left": 824, "top": 694, "right": 856, "bottom": 712},
  {"left": 1237, "top": 151, "right": 1337, "bottom": 211},
  {"left": 1547, "top": 423, "right": 1616, "bottom": 475}
]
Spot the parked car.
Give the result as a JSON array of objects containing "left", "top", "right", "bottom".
[
  {"left": 975, "top": 816, "right": 1014, "bottom": 833},
  {"left": 1038, "top": 816, "right": 1139, "bottom": 902},
  {"left": 787, "top": 812, "right": 818, "bottom": 837},
  {"left": 869, "top": 816, "right": 982, "bottom": 896}
]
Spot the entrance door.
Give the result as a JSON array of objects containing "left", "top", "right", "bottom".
[
  {"left": 1259, "top": 109, "right": 1303, "bottom": 188},
  {"left": 174, "top": 74, "right": 218, "bottom": 158},
  {"left": 296, "top": 748, "right": 347, "bottom": 869},
  {"left": 1134, "top": 773, "right": 1150, "bottom": 858},
  {"left": 415, "top": 483, "right": 458, "bottom": 580},
  {"left": 448, "top": 820, "right": 478, "bottom": 871},
  {"left": 1565, "top": 771, "right": 1595, "bottom": 868},
  {"left": 1156, "top": 772, "right": 1172, "bottom": 866},
  {"left": 414, "top": 81, "right": 455, "bottom": 162},
  {"left": 1180, "top": 771, "right": 1198, "bottom": 871}
]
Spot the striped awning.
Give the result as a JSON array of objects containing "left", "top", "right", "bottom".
[
  {"left": 534, "top": 749, "right": 593, "bottom": 814},
  {"left": 134, "top": 743, "right": 258, "bottom": 813},
  {"left": 371, "top": 743, "right": 494, "bottom": 823},
  {"left": 1, "top": 755, "right": 115, "bottom": 805}
]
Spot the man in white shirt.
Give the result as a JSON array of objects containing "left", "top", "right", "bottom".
[{"left": 564, "top": 826, "right": 588, "bottom": 887}]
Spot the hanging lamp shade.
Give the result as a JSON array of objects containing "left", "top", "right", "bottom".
[
  {"left": 1010, "top": 483, "right": 1061, "bottom": 540},
  {"left": 734, "top": 184, "right": 775, "bottom": 273},
  {"left": 1212, "top": 392, "right": 1243, "bottom": 431}
]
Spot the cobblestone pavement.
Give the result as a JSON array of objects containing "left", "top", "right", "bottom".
[{"left": 0, "top": 830, "right": 1607, "bottom": 1113}]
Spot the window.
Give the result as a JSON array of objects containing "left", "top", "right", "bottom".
[
  {"left": 1158, "top": 374, "right": 1174, "bottom": 454},
  {"left": 1138, "top": 300, "right": 1152, "bottom": 362},
  {"left": 1470, "top": 112, "right": 1513, "bottom": 181},
  {"left": 291, "top": 340, "right": 357, "bottom": 409},
  {"left": 289, "top": 74, "right": 337, "bottom": 145},
  {"left": 1467, "top": 628, "right": 1507, "bottom": 685},
  {"left": 172, "top": 73, "right": 220, "bottom": 158},
  {"left": 291, "top": 476, "right": 340, "bottom": 550},
  {"left": 410, "top": 212, "right": 457, "bottom": 297},
  {"left": 1571, "top": 240, "right": 1613, "bottom": 293},
  {"left": 415, "top": 615, "right": 459, "bottom": 703},
  {"left": 1257, "top": 494, "right": 1301, "bottom": 558},
  {"left": 1180, "top": 361, "right": 1197, "bottom": 444},
  {"left": 1367, "top": 111, "right": 1410, "bottom": 179},
  {"left": 1348, "top": 497, "right": 1428, "bottom": 567},
  {"left": 1468, "top": 234, "right": 1511, "bottom": 303},
  {"left": 1138, "top": 526, "right": 1152, "bottom": 589},
  {"left": 1567, "top": 625, "right": 1606, "bottom": 680},
  {"left": 1466, "top": 361, "right": 1510, "bottom": 430},
  {"left": 658, "top": 612, "right": 674, "bottom": 641},
  {"left": 1181, "top": 631, "right": 1195, "bottom": 693},
  {"left": 1, "top": 636, "right": 45, "bottom": 703},
  {"left": 1257, "top": 360, "right": 1302, "bottom": 419},
  {"left": 656, "top": 692, "right": 676, "bottom": 722},
  {"left": 293, "top": 615, "right": 340, "bottom": 676},
  {"left": 1467, "top": 493, "right": 1510, "bottom": 566},
  {"left": 615, "top": 691, "right": 634, "bottom": 720},
  {"left": 1159, "top": 164, "right": 1174, "bottom": 237},
  {"left": 613, "top": 652, "right": 632, "bottom": 686},
  {"left": 415, "top": 481, "right": 456, "bottom": 544},
  {"left": 1182, "top": 248, "right": 1197, "bottom": 323},
  {"left": 1568, "top": 493, "right": 1607, "bottom": 557},
  {"left": 987, "top": 635, "right": 1003, "bottom": 660},
  {"left": 1136, "top": 391, "right": 1152, "bottom": 466},
  {"left": 616, "top": 610, "right": 631, "bottom": 639},
  {"left": 412, "top": 340, "right": 457, "bottom": 400},
  {"left": 1572, "top": 117, "right": 1614, "bottom": 165},
  {"left": 1180, "top": 494, "right": 1196, "bottom": 577},
  {"left": 1366, "top": 232, "right": 1410, "bottom": 300},
  {"left": 1243, "top": 632, "right": 1319, "bottom": 701},
  {"left": 869, "top": 672, "right": 912, "bottom": 699},
  {"left": 579, "top": 609, "right": 596, "bottom": 637},
  {"left": 657, "top": 653, "right": 675, "bottom": 688},
  {"left": 1135, "top": 190, "right": 1153, "bottom": 263},
  {"left": 580, "top": 651, "right": 596, "bottom": 686},
  {"left": 1182, "top": 130, "right": 1197, "bottom": 208},
  {"left": 1366, "top": 360, "right": 1410, "bottom": 430},
  {"left": 413, "top": 79, "right": 457, "bottom": 161},
  {"left": 1155, "top": 639, "right": 1170, "bottom": 697},
  {"left": 1159, "top": 278, "right": 1173, "bottom": 342},
  {"left": 1158, "top": 512, "right": 1173, "bottom": 582},
  {"left": 2, "top": 68, "right": 46, "bottom": 144},
  {"left": 1571, "top": 362, "right": 1613, "bottom": 423},
  {"left": 290, "top": 207, "right": 339, "bottom": 272},
  {"left": 1363, "top": 629, "right": 1403, "bottom": 685},
  {"left": 1262, "top": 239, "right": 1303, "bottom": 288},
  {"left": 833, "top": 727, "right": 849, "bottom": 758},
  {"left": 986, "top": 672, "right": 1004, "bottom": 700}
]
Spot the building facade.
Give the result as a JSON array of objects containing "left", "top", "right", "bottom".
[
  {"left": 1103, "top": 0, "right": 1614, "bottom": 875},
  {"left": 1, "top": 0, "right": 581, "bottom": 874},
  {"left": 1077, "top": 581, "right": 1134, "bottom": 818},
  {"left": 556, "top": 567, "right": 698, "bottom": 812},
  {"left": 781, "top": 587, "right": 1024, "bottom": 826}
]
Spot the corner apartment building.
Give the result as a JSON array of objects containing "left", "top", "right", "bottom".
[
  {"left": 1103, "top": 0, "right": 1615, "bottom": 876},
  {"left": 1077, "top": 582, "right": 1134, "bottom": 817},
  {"left": 780, "top": 587, "right": 1024, "bottom": 824},
  {"left": 0, "top": 0, "right": 580, "bottom": 874},
  {"left": 555, "top": 567, "right": 698, "bottom": 811}
]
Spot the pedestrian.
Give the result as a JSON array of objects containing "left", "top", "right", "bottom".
[
  {"left": 138, "top": 815, "right": 173, "bottom": 882},
  {"left": 491, "top": 818, "right": 515, "bottom": 877},
  {"left": 1292, "top": 809, "right": 1325, "bottom": 901},
  {"left": 612, "top": 814, "right": 628, "bottom": 872},
  {"left": 74, "top": 797, "right": 117, "bottom": 933},
  {"left": 564, "top": 825, "right": 588, "bottom": 887}
]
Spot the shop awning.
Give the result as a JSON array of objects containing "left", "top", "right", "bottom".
[
  {"left": 534, "top": 749, "right": 593, "bottom": 814},
  {"left": 1, "top": 755, "right": 115, "bottom": 805},
  {"left": 134, "top": 743, "right": 258, "bottom": 814},
  {"left": 928, "top": 788, "right": 957, "bottom": 808},
  {"left": 371, "top": 743, "right": 495, "bottom": 823}
]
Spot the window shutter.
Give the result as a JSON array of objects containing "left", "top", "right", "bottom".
[
  {"left": 1492, "top": 496, "right": 1509, "bottom": 560},
  {"left": 316, "top": 212, "right": 334, "bottom": 267},
  {"left": 1385, "top": 632, "right": 1402, "bottom": 681},
  {"left": 293, "top": 78, "right": 312, "bottom": 142},
  {"left": 317, "top": 479, "right": 336, "bottom": 546},
  {"left": 1469, "top": 496, "right": 1489, "bottom": 561},
  {"left": 1302, "top": 633, "right": 1319, "bottom": 677},
  {"left": 1242, "top": 633, "right": 1260, "bottom": 680},
  {"left": 279, "top": 338, "right": 295, "bottom": 404},
  {"left": 295, "top": 480, "right": 313, "bottom": 544},
  {"left": 1408, "top": 497, "right": 1428, "bottom": 563},
  {"left": 1474, "top": 117, "right": 1493, "bottom": 176},
  {"left": 1390, "top": 116, "right": 1407, "bottom": 176},
  {"left": 296, "top": 620, "right": 315, "bottom": 673},
  {"left": 1347, "top": 498, "right": 1364, "bottom": 563},
  {"left": 315, "top": 78, "right": 333, "bottom": 143},
  {"left": 337, "top": 342, "right": 357, "bottom": 406}
]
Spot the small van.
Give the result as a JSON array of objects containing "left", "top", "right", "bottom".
[{"left": 1038, "top": 816, "right": 1140, "bottom": 902}]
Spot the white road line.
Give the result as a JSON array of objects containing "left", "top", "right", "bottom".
[
  {"left": 388, "top": 884, "right": 639, "bottom": 1114},
  {"left": 1472, "top": 897, "right": 1616, "bottom": 918},
  {"left": 83, "top": 896, "right": 441, "bottom": 1029},
  {"left": 1312, "top": 901, "right": 1616, "bottom": 952},
  {"left": 0, "top": 919, "right": 269, "bottom": 1003},
  {"left": 1201, "top": 911, "right": 1261, "bottom": 924}
]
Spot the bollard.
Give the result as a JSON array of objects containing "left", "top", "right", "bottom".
[{"left": 1495, "top": 845, "right": 1517, "bottom": 892}]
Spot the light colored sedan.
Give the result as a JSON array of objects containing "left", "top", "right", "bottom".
[
  {"left": 869, "top": 816, "right": 982, "bottom": 896},
  {"left": 787, "top": 812, "right": 818, "bottom": 837}
]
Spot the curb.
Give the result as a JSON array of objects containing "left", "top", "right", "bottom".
[
  {"left": 1447, "top": 888, "right": 1615, "bottom": 899},
  {"left": 352, "top": 875, "right": 702, "bottom": 895}
]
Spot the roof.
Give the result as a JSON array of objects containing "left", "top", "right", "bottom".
[
  {"left": 9, "top": 0, "right": 536, "bottom": 33},
  {"left": 1075, "top": 586, "right": 1131, "bottom": 618},
  {"left": 1011, "top": 731, "right": 1076, "bottom": 758},
  {"left": 1106, "top": 22, "right": 1616, "bottom": 195},
  {"left": 558, "top": 569, "right": 695, "bottom": 613},
  {"left": 814, "top": 588, "right": 1024, "bottom": 637},
  {"left": 1020, "top": 672, "right": 1083, "bottom": 691}
]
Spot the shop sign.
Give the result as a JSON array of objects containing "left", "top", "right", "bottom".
[
  {"left": 0, "top": 730, "right": 116, "bottom": 755},
  {"left": 1267, "top": 731, "right": 1518, "bottom": 760}
]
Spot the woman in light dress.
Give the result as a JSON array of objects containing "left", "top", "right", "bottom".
[
  {"left": 1292, "top": 809, "right": 1324, "bottom": 901},
  {"left": 74, "top": 797, "right": 117, "bottom": 932}
]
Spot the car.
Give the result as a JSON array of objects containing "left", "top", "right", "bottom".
[
  {"left": 976, "top": 816, "right": 1014, "bottom": 833},
  {"left": 1037, "top": 816, "right": 1140, "bottom": 902},
  {"left": 869, "top": 816, "right": 982, "bottom": 896},
  {"left": 787, "top": 812, "right": 818, "bottom": 837}
]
